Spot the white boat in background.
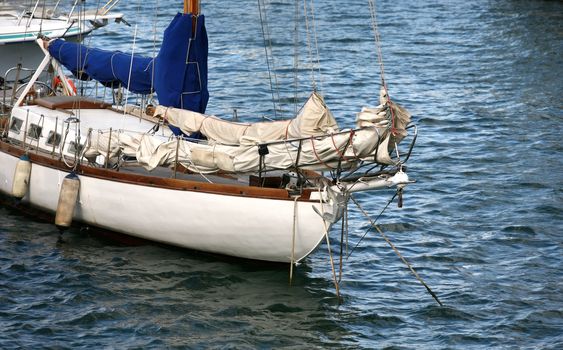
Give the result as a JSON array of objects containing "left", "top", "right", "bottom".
[
  {"left": 0, "top": 0, "right": 123, "bottom": 80},
  {"left": 0, "top": 0, "right": 417, "bottom": 268}
]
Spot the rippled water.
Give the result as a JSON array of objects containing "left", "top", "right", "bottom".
[{"left": 1, "top": 0, "right": 562, "bottom": 348}]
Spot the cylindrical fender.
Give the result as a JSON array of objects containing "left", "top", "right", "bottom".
[
  {"left": 55, "top": 172, "right": 80, "bottom": 229},
  {"left": 12, "top": 154, "right": 31, "bottom": 199}
]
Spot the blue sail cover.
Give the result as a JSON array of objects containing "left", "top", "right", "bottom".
[
  {"left": 155, "top": 13, "right": 208, "bottom": 112},
  {"left": 48, "top": 39, "right": 154, "bottom": 93},
  {"left": 48, "top": 13, "right": 208, "bottom": 115}
]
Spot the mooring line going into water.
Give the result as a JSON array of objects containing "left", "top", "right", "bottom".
[
  {"left": 350, "top": 196, "right": 443, "bottom": 306},
  {"left": 318, "top": 187, "right": 341, "bottom": 300},
  {"left": 347, "top": 191, "right": 397, "bottom": 259},
  {"left": 289, "top": 195, "right": 301, "bottom": 285}
]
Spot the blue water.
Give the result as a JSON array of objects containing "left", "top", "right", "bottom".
[{"left": 1, "top": 0, "right": 562, "bottom": 348}]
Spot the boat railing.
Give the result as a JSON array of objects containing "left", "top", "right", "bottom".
[
  {"left": 1, "top": 65, "right": 51, "bottom": 117},
  {"left": 110, "top": 123, "right": 418, "bottom": 184},
  {"left": 2, "top": 103, "right": 417, "bottom": 194}
]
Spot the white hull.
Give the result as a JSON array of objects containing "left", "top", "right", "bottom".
[
  {"left": 0, "top": 147, "right": 331, "bottom": 263},
  {"left": 0, "top": 98, "right": 411, "bottom": 263}
]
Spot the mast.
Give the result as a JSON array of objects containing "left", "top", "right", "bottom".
[
  {"left": 184, "top": 0, "right": 200, "bottom": 15},
  {"left": 184, "top": 0, "right": 199, "bottom": 36}
]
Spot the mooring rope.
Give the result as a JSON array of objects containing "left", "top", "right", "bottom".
[
  {"left": 318, "top": 186, "right": 341, "bottom": 299},
  {"left": 350, "top": 195, "right": 443, "bottom": 306},
  {"left": 289, "top": 195, "right": 301, "bottom": 285},
  {"left": 338, "top": 200, "right": 349, "bottom": 283},
  {"left": 347, "top": 191, "right": 397, "bottom": 258}
]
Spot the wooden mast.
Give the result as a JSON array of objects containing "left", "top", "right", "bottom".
[
  {"left": 183, "top": 0, "right": 200, "bottom": 36},
  {"left": 184, "top": 0, "right": 200, "bottom": 15}
]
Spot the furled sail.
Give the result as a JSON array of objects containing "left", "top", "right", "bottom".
[
  {"left": 81, "top": 88, "right": 412, "bottom": 173},
  {"left": 48, "top": 13, "right": 208, "bottom": 113},
  {"left": 153, "top": 91, "right": 339, "bottom": 145}
]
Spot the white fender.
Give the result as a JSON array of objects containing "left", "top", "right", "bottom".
[
  {"left": 55, "top": 173, "right": 80, "bottom": 228},
  {"left": 12, "top": 154, "right": 31, "bottom": 199}
]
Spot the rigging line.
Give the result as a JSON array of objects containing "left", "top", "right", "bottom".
[
  {"left": 123, "top": 23, "right": 138, "bottom": 125},
  {"left": 71, "top": 1, "right": 87, "bottom": 122},
  {"left": 350, "top": 195, "right": 444, "bottom": 307},
  {"left": 293, "top": 0, "right": 300, "bottom": 115},
  {"left": 368, "top": 0, "right": 397, "bottom": 134},
  {"left": 39, "top": 0, "right": 45, "bottom": 35},
  {"left": 150, "top": 0, "right": 159, "bottom": 96},
  {"left": 302, "top": 0, "right": 317, "bottom": 90},
  {"left": 257, "top": 0, "right": 280, "bottom": 118},
  {"left": 307, "top": 0, "right": 323, "bottom": 93},
  {"left": 75, "top": 0, "right": 104, "bottom": 101},
  {"left": 67, "top": 5, "right": 82, "bottom": 126},
  {"left": 347, "top": 191, "right": 397, "bottom": 259},
  {"left": 84, "top": 0, "right": 103, "bottom": 47},
  {"left": 262, "top": 2, "right": 282, "bottom": 109},
  {"left": 367, "top": 0, "right": 386, "bottom": 88}
]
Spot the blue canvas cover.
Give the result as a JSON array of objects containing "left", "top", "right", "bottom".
[
  {"left": 48, "top": 40, "right": 155, "bottom": 94},
  {"left": 154, "top": 13, "right": 208, "bottom": 112},
  {"left": 48, "top": 13, "right": 208, "bottom": 115}
]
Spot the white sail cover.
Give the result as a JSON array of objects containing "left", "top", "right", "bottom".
[
  {"left": 153, "top": 91, "right": 339, "bottom": 145},
  {"left": 82, "top": 89, "right": 411, "bottom": 173},
  {"left": 126, "top": 127, "right": 385, "bottom": 173}
]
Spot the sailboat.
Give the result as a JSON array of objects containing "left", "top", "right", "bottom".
[
  {"left": 0, "top": 0, "right": 416, "bottom": 264},
  {"left": 0, "top": 0, "right": 123, "bottom": 79}
]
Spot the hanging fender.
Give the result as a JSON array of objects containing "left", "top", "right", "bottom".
[{"left": 55, "top": 172, "right": 80, "bottom": 229}]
